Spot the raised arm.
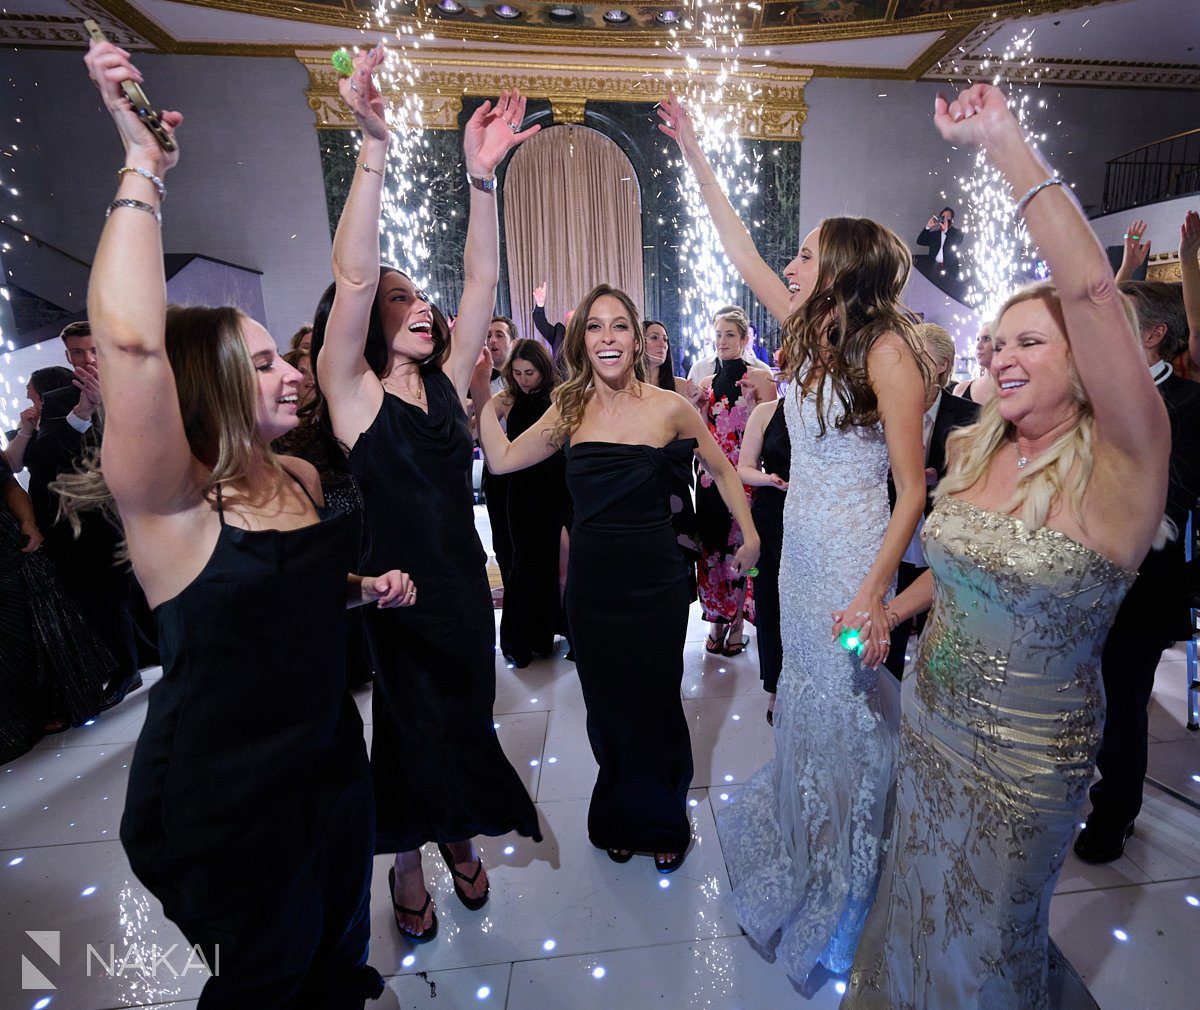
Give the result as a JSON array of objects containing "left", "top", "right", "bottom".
[
  {"left": 735, "top": 400, "right": 787, "bottom": 489},
  {"left": 1181, "top": 211, "right": 1200, "bottom": 369},
  {"left": 477, "top": 394, "right": 562, "bottom": 474},
  {"left": 445, "top": 92, "right": 540, "bottom": 397},
  {"left": 1114, "top": 218, "right": 1151, "bottom": 284},
  {"left": 319, "top": 45, "right": 391, "bottom": 440},
  {"left": 658, "top": 94, "right": 792, "bottom": 324},
  {"left": 2, "top": 403, "right": 38, "bottom": 472},
  {"left": 935, "top": 85, "right": 1165, "bottom": 465},
  {"left": 80, "top": 40, "right": 194, "bottom": 518}
]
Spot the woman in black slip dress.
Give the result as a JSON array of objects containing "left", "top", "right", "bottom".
[
  {"left": 63, "top": 41, "right": 418, "bottom": 1007},
  {"left": 315, "top": 46, "right": 542, "bottom": 942},
  {"left": 488, "top": 339, "right": 570, "bottom": 668},
  {"left": 476, "top": 284, "right": 760, "bottom": 874},
  {"left": 735, "top": 398, "right": 790, "bottom": 725}
]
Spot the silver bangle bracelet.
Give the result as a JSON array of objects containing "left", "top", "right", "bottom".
[
  {"left": 1015, "top": 175, "right": 1063, "bottom": 217},
  {"left": 106, "top": 198, "right": 161, "bottom": 224}
]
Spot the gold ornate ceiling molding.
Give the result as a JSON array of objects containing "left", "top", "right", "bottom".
[
  {"left": 0, "top": 0, "right": 152, "bottom": 51},
  {"left": 298, "top": 47, "right": 811, "bottom": 138},
  {"left": 1147, "top": 252, "right": 1182, "bottom": 283}
]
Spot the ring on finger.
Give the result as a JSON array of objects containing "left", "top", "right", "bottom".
[{"left": 508, "top": 120, "right": 521, "bottom": 134}]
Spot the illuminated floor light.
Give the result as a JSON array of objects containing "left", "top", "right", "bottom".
[
  {"left": 547, "top": 757, "right": 558, "bottom": 764},
  {"left": 530, "top": 698, "right": 538, "bottom": 704},
  {"left": 718, "top": 668, "right": 727, "bottom": 674},
  {"left": 719, "top": 793, "right": 729, "bottom": 801},
  {"left": 1186, "top": 895, "right": 1199, "bottom": 907},
  {"left": 1112, "top": 928, "right": 1128, "bottom": 942},
  {"left": 80, "top": 886, "right": 97, "bottom": 896},
  {"left": 476, "top": 985, "right": 491, "bottom": 999},
  {"left": 688, "top": 798, "right": 698, "bottom": 807},
  {"left": 592, "top": 966, "right": 606, "bottom": 979},
  {"left": 34, "top": 999, "right": 52, "bottom": 1010},
  {"left": 402, "top": 954, "right": 416, "bottom": 967},
  {"left": 543, "top": 938, "right": 556, "bottom": 951},
  {"left": 724, "top": 774, "right": 734, "bottom": 782},
  {"left": 529, "top": 759, "right": 539, "bottom": 767},
  {"left": 659, "top": 878, "right": 670, "bottom": 889},
  {"left": 835, "top": 981, "right": 847, "bottom": 995},
  {"left": 8, "top": 856, "right": 22, "bottom": 866},
  {"left": 732, "top": 714, "right": 740, "bottom": 721},
  {"left": 504, "top": 845, "right": 515, "bottom": 856}
]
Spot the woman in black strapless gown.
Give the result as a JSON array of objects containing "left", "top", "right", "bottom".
[
  {"left": 316, "top": 51, "right": 541, "bottom": 941},
  {"left": 477, "top": 284, "right": 760, "bottom": 873},
  {"left": 736, "top": 398, "right": 791, "bottom": 718},
  {"left": 60, "top": 44, "right": 417, "bottom": 1004},
  {"left": 490, "top": 339, "right": 570, "bottom": 667}
]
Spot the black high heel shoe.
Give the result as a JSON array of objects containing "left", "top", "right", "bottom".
[
  {"left": 437, "top": 843, "right": 490, "bottom": 911},
  {"left": 388, "top": 866, "right": 439, "bottom": 943}
]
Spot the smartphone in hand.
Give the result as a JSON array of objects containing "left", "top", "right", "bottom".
[{"left": 82, "top": 19, "right": 177, "bottom": 153}]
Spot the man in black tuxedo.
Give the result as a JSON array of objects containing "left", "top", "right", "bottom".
[
  {"left": 885, "top": 324, "right": 980, "bottom": 680},
  {"left": 20, "top": 321, "right": 145, "bottom": 708},
  {"left": 1076, "top": 281, "right": 1200, "bottom": 863},
  {"left": 915, "top": 207, "right": 964, "bottom": 297}
]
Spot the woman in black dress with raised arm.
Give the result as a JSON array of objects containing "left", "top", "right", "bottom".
[
  {"left": 476, "top": 284, "right": 759, "bottom": 873},
  {"left": 316, "top": 47, "right": 541, "bottom": 941},
  {"left": 736, "top": 397, "right": 790, "bottom": 723},
  {"left": 59, "top": 41, "right": 416, "bottom": 1007},
  {"left": 488, "top": 339, "right": 570, "bottom": 668}
]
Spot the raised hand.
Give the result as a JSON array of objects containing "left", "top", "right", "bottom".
[
  {"left": 933, "top": 83, "right": 1018, "bottom": 150},
  {"left": 926, "top": 216, "right": 941, "bottom": 231},
  {"left": 72, "top": 363, "right": 103, "bottom": 418},
  {"left": 18, "top": 404, "right": 39, "bottom": 437},
  {"left": 463, "top": 89, "right": 540, "bottom": 178},
  {"left": 736, "top": 374, "right": 760, "bottom": 407},
  {"left": 1122, "top": 218, "right": 1152, "bottom": 272},
  {"left": 84, "top": 40, "right": 182, "bottom": 173},
  {"left": 533, "top": 281, "right": 547, "bottom": 308},
  {"left": 339, "top": 44, "right": 389, "bottom": 142},
  {"left": 656, "top": 92, "right": 701, "bottom": 160},
  {"left": 1181, "top": 210, "right": 1200, "bottom": 262},
  {"left": 683, "top": 378, "right": 707, "bottom": 409}
]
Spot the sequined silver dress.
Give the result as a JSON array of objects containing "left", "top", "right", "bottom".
[
  {"left": 717, "top": 380, "right": 899, "bottom": 984},
  {"left": 844, "top": 497, "right": 1135, "bottom": 1009}
]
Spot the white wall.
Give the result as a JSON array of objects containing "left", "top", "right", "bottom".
[
  {"left": 0, "top": 49, "right": 332, "bottom": 347},
  {"left": 1090, "top": 193, "right": 1199, "bottom": 255}
]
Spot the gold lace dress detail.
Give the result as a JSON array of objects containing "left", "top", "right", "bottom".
[{"left": 844, "top": 496, "right": 1135, "bottom": 1010}]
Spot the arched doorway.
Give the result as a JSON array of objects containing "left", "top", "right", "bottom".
[{"left": 503, "top": 124, "right": 644, "bottom": 339}]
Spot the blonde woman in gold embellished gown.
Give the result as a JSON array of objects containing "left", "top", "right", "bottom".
[{"left": 840, "top": 83, "right": 1171, "bottom": 1010}]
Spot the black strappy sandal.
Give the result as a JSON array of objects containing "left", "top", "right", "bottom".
[
  {"left": 705, "top": 627, "right": 728, "bottom": 654},
  {"left": 437, "top": 843, "right": 490, "bottom": 911},
  {"left": 607, "top": 848, "right": 634, "bottom": 863},
  {"left": 722, "top": 636, "right": 748, "bottom": 657},
  {"left": 388, "top": 866, "right": 439, "bottom": 943},
  {"left": 655, "top": 850, "right": 687, "bottom": 874}
]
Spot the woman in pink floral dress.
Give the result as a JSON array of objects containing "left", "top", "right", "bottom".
[{"left": 690, "top": 306, "right": 777, "bottom": 656}]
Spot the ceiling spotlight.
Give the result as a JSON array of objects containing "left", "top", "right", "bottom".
[
  {"left": 656, "top": 9, "right": 678, "bottom": 23},
  {"left": 495, "top": 4, "right": 521, "bottom": 18},
  {"left": 602, "top": 9, "right": 630, "bottom": 23},
  {"left": 548, "top": 6, "right": 576, "bottom": 20},
  {"left": 437, "top": 0, "right": 464, "bottom": 12}
]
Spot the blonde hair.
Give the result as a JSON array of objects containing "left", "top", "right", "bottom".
[
  {"left": 713, "top": 305, "right": 750, "bottom": 341},
  {"left": 552, "top": 284, "right": 645, "bottom": 441},
  {"left": 934, "top": 281, "right": 1144, "bottom": 537},
  {"left": 918, "top": 323, "right": 956, "bottom": 386},
  {"left": 53, "top": 306, "right": 280, "bottom": 537},
  {"left": 781, "top": 216, "right": 930, "bottom": 435}
]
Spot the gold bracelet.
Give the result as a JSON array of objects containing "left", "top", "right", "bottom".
[{"left": 359, "top": 162, "right": 385, "bottom": 177}]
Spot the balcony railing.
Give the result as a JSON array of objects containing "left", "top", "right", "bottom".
[{"left": 1102, "top": 127, "right": 1200, "bottom": 215}]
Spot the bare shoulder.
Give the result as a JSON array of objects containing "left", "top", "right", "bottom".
[
  {"left": 748, "top": 399, "right": 778, "bottom": 427},
  {"left": 275, "top": 454, "right": 325, "bottom": 506},
  {"left": 867, "top": 330, "right": 911, "bottom": 363}
]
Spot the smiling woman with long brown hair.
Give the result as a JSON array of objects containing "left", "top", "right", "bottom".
[{"left": 476, "top": 283, "right": 760, "bottom": 874}]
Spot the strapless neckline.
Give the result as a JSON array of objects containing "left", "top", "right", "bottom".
[
  {"left": 568, "top": 438, "right": 697, "bottom": 452},
  {"left": 936, "top": 496, "right": 1138, "bottom": 579}
]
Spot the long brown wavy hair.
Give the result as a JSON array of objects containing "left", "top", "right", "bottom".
[
  {"left": 552, "top": 284, "right": 646, "bottom": 441},
  {"left": 53, "top": 305, "right": 280, "bottom": 535},
  {"left": 781, "top": 216, "right": 929, "bottom": 435}
]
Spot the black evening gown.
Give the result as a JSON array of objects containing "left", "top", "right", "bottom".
[
  {"left": 500, "top": 389, "right": 570, "bottom": 667},
  {"left": 750, "top": 399, "right": 790, "bottom": 695},
  {"left": 120, "top": 476, "right": 382, "bottom": 1009},
  {"left": 565, "top": 439, "right": 697, "bottom": 852},
  {"left": 0, "top": 459, "right": 110, "bottom": 764},
  {"left": 348, "top": 368, "right": 541, "bottom": 852}
]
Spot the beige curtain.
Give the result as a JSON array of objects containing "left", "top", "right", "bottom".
[{"left": 504, "top": 125, "right": 644, "bottom": 342}]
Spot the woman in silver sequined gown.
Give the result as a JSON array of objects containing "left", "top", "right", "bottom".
[{"left": 843, "top": 84, "right": 1171, "bottom": 1009}]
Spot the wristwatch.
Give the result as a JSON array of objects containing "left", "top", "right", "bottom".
[{"left": 465, "top": 171, "right": 496, "bottom": 193}]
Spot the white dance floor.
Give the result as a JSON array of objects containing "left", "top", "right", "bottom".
[{"left": 2, "top": 510, "right": 1198, "bottom": 1009}]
